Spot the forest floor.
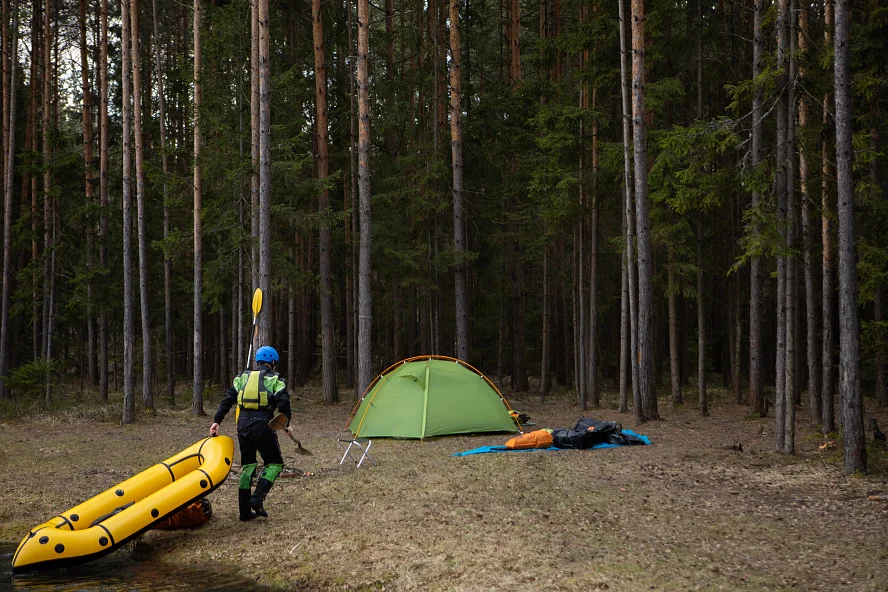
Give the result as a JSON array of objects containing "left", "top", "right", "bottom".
[{"left": 2, "top": 383, "right": 888, "bottom": 591}]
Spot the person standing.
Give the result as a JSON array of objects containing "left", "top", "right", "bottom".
[{"left": 210, "top": 346, "right": 291, "bottom": 520}]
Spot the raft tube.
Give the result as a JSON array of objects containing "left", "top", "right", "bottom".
[{"left": 11, "top": 435, "right": 234, "bottom": 573}]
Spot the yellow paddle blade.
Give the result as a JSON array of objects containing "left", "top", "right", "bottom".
[{"left": 252, "top": 288, "right": 263, "bottom": 317}]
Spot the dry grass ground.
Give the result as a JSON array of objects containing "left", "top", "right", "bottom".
[{"left": 2, "top": 384, "right": 888, "bottom": 591}]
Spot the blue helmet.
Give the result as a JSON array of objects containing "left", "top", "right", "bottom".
[{"left": 255, "top": 346, "right": 279, "bottom": 364}]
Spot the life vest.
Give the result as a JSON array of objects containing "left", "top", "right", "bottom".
[{"left": 237, "top": 369, "right": 271, "bottom": 411}]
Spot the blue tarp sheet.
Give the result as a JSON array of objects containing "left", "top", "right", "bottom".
[{"left": 452, "top": 429, "right": 651, "bottom": 456}]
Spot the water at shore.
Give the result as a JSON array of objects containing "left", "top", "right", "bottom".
[{"left": 1, "top": 542, "right": 284, "bottom": 591}]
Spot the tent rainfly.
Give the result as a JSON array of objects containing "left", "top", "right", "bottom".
[{"left": 348, "top": 356, "right": 522, "bottom": 439}]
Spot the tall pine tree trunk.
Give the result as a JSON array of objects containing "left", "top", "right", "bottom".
[
  {"left": 99, "top": 0, "right": 109, "bottom": 400},
  {"left": 130, "top": 0, "right": 153, "bottom": 409},
  {"left": 450, "top": 0, "right": 468, "bottom": 362},
  {"left": 0, "top": 0, "right": 16, "bottom": 401},
  {"left": 834, "top": 0, "right": 864, "bottom": 474},
  {"left": 783, "top": 0, "right": 798, "bottom": 452},
  {"left": 798, "top": 7, "right": 821, "bottom": 424},
  {"left": 153, "top": 0, "right": 174, "bottom": 404},
  {"left": 356, "top": 0, "right": 372, "bottom": 394},
  {"left": 121, "top": 0, "right": 136, "bottom": 423},
  {"left": 28, "top": 1, "right": 37, "bottom": 363},
  {"left": 192, "top": 0, "right": 204, "bottom": 415},
  {"left": 588, "top": 86, "right": 599, "bottom": 408},
  {"left": 345, "top": 0, "right": 356, "bottom": 394},
  {"left": 774, "top": 0, "right": 789, "bottom": 450},
  {"left": 695, "top": 23, "right": 706, "bottom": 415},
  {"left": 631, "top": 0, "right": 657, "bottom": 421},
  {"left": 821, "top": 0, "right": 836, "bottom": 434},
  {"left": 876, "top": 284, "right": 887, "bottom": 406},
  {"left": 250, "top": 0, "right": 259, "bottom": 301},
  {"left": 618, "top": 0, "right": 637, "bottom": 415},
  {"left": 668, "top": 246, "right": 681, "bottom": 405},
  {"left": 312, "top": 0, "right": 337, "bottom": 401},
  {"left": 697, "top": 219, "right": 707, "bottom": 416},
  {"left": 257, "top": 0, "right": 271, "bottom": 348},
  {"left": 748, "top": 0, "right": 764, "bottom": 416},
  {"left": 540, "top": 238, "right": 551, "bottom": 398},
  {"left": 79, "top": 0, "right": 96, "bottom": 388}
]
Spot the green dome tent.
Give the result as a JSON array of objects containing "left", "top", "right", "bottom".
[{"left": 347, "top": 356, "right": 521, "bottom": 439}]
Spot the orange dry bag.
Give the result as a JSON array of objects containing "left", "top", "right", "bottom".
[
  {"left": 505, "top": 429, "right": 554, "bottom": 450},
  {"left": 152, "top": 498, "right": 213, "bottom": 530}
]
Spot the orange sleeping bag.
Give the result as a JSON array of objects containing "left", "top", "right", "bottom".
[{"left": 505, "top": 429, "right": 554, "bottom": 449}]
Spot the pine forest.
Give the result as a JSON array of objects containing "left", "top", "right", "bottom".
[{"left": 0, "top": 0, "right": 886, "bottom": 478}]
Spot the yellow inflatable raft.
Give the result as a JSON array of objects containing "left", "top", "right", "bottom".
[{"left": 12, "top": 435, "right": 234, "bottom": 573}]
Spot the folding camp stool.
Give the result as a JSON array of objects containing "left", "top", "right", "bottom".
[{"left": 338, "top": 437, "right": 377, "bottom": 468}]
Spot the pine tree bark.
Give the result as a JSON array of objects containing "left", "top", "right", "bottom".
[
  {"left": 0, "top": 0, "right": 17, "bottom": 401},
  {"left": 121, "top": 0, "right": 136, "bottom": 423},
  {"left": 511, "top": 245, "right": 529, "bottom": 392},
  {"left": 783, "top": 0, "right": 797, "bottom": 453},
  {"left": 697, "top": 220, "right": 707, "bottom": 416},
  {"left": 1, "top": 0, "right": 8, "bottom": 198},
  {"left": 631, "top": 0, "right": 658, "bottom": 421},
  {"left": 79, "top": 0, "right": 96, "bottom": 388},
  {"left": 540, "top": 238, "right": 551, "bottom": 399},
  {"left": 312, "top": 0, "right": 337, "bottom": 401},
  {"left": 130, "top": 0, "right": 153, "bottom": 409},
  {"left": 748, "top": 0, "right": 764, "bottom": 416},
  {"left": 450, "top": 0, "right": 468, "bottom": 362},
  {"left": 509, "top": 0, "right": 520, "bottom": 83},
  {"left": 821, "top": 0, "right": 836, "bottom": 434},
  {"left": 345, "top": 0, "right": 356, "bottom": 394},
  {"left": 257, "top": 0, "right": 271, "bottom": 349},
  {"left": 27, "top": 2, "right": 38, "bottom": 363},
  {"left": 588, "top": 86, "right": 599, "bottom": 408},
  {"left": 152, "top": 0, "right": 174, "bottom": 404},
  {"left": 668, "top": 246, "right": 681, "bottom": 405},
  {"left": 834, "top": 0, "right": 865, "bottom": 474},
  {"left": 619, "top": 0, "right": 638, "bottom": 416},
  {"left": 99, "top": 0, "right": 109, "bottom": 400},
  {"left": 41, "top": 0, "right": 51, "bottom": 367},
  {"left": 773, "top": 0, "right": 790, "bottom": 451},
  {"left": 253, "top": 0, "right": 273, "bottom": 351},
  {"left": 575, "top": 9, "right": 587, "bottom": 411},
  {"left": 250, "top": 0, "right": 259, "bottom": 302},
  {"left": 287, "top": 284, "right": 295, "bottom": 380},
  {"left": 694, "top": 1, "right": 706, "bottom": 417},
  {"left": 798, "top": 7, "right": 821, "bottom": 424},
  {"left": 192, "top": 0, "right": 204, "bottom": 416},
  {"left": 356, "top": 0, "right": 372, "bottom": 394},
  {"left": 876, "top": 283, "right": 887, "bottom": 406}
]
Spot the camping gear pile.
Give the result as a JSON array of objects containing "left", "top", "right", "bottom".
[{"left": 505, "top": 418, "right": 649, "bottom": 450}]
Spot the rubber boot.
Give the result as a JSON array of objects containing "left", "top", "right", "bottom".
[
  {"left": 238, "top": 489, "right": 257, "bottom": 521},
  {"left": 249, "top": 478, "right": 273, "bottom": 518}
]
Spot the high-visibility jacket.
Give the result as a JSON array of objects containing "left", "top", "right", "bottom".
[
  {"left": 212, "top": 366, "right": 291, "bottom": 426},
  {"left": 235, "top": 368, "right": 287, "bottom": 412}
]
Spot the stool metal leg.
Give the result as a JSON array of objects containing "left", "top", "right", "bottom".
[
  {"left": 356, "top": 439, "right": 375, "bottom": 468},
  {"left": 338, "top": 438, "right": 377, "bottom": 468}
]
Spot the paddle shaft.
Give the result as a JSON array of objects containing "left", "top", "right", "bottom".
[
  {"left": 244, "top": 318, "right": 258, "bottom": 370},
  {"left": 244, "top": 289, "right": 263, "bottom": 370},
  {"left": 283, "top": 430, "right": 312, "bottom": 455}
]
